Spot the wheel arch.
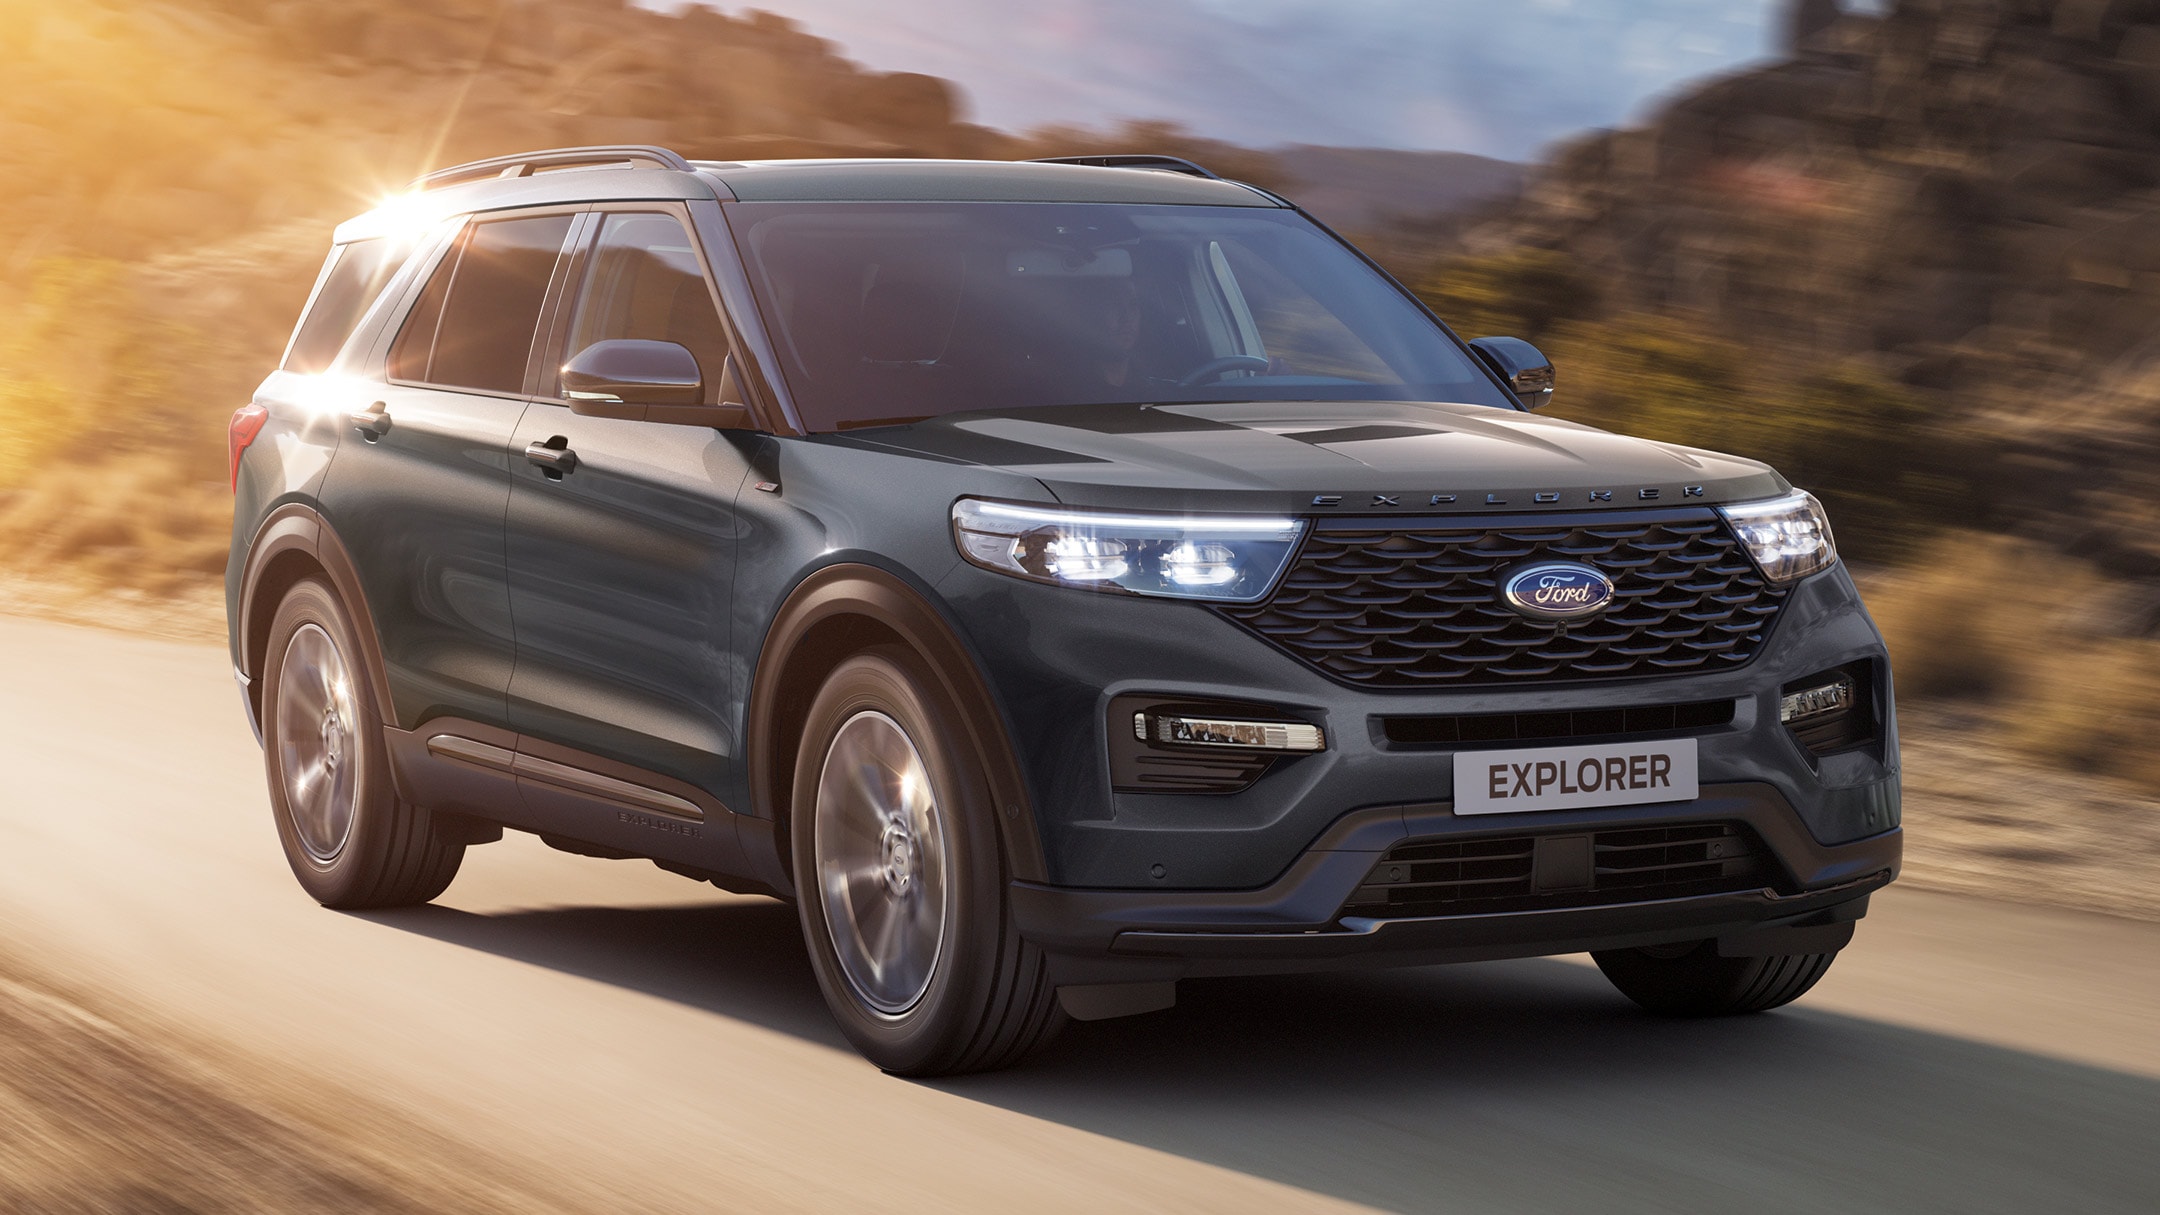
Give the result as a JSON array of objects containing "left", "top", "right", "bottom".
[
  {"left": 747, "top": 562, "right": 1049, "bottom": 885},
  {"left": 238, "top": 502, "right": 398, "bottom": 728}
]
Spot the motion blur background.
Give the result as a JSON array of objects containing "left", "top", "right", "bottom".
[{"left": 4, "top": 0, "right": 2160, "bottom": 903}]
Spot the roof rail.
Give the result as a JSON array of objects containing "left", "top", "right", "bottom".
[
  {"left": 1029, "top": 154, "right": 1221, "bottom": 181},
  {"left": 413, "top": 145, "right": 695, "bottom": 191}
]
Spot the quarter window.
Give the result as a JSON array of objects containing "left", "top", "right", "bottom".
[
  {"left": 285, "top": 238, "right": 406, "bottom": 375},
  {"left": 389, "top": 214, "right": 574, "bottom": 395},
  {"left": 560, "top": 213, "right": 732, "bottom": 404},
  {"left": 388, "top": 240, "right": 452, "bottom": 384}
]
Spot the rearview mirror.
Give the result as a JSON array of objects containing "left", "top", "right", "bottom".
[
  {"left": 1468, "top": 336, "right": 1556, "bottom": 410},
  {"left": 562, "top": 339, "right": 755, "bottom": 429}
]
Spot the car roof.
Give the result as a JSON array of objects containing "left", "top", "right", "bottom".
[
  {"left": 693, "top": 159, "right": 1280, "bottom": 207},
  {"left": 332, "top": 153, "right": 1282, "bottom": 242},
  {"left": 330, "top": 152, "right": 1278, "bottom": 244}
]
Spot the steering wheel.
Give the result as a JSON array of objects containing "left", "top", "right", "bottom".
[{"left": 1177, "top": 354, "right": 1271, "bottom": 387}]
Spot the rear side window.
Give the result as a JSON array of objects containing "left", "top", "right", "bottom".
[
  {"left": 389, "top": 214, "right": 573, "bottom": 395},
  {"left": 388, "top": 243, "right": 452, "bottom": 384},
  {"left": 284, "top": 239, "right": 406, "bottom": 374}
]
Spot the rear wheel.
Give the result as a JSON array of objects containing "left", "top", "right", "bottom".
[
  {"left": 791, "top": 646, "right": 1065, "bottom": 1075},
  {"left": 1592, "top": 939, "right": 1837, "bottom": 1016},
  {"left": 261, "top": 578, "right": 464, "bottom": 908}
]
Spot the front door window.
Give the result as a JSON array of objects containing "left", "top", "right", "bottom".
[{"left": 559, "top": 212, "right": 733, "bottom": 404}]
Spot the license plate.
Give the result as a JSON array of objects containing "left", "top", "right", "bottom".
[{"left": 1453, "top": 739, "right": 1699, "bottom": 815}]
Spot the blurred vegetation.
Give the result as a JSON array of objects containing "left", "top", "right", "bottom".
[
  {"left": 0, "top": 459, "right": 232, "bottom": 597},
  {"left": 1870, "top": 534, "right": 2160, "bottom": 793},
  {"left": 1413, "top": 247, "right": 1594, "bottom": 346},
  {"left": 0, "top": 246, "right": 245, "bottom": 597},
  {"left": 1414, "top": 249, "right": 1976, "bottom": 562},
  {"left": 1013, "top": 119, "right": 1290, "bottom": 191}
]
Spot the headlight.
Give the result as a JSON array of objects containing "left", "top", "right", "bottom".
[
  {"left": 951, "top": 499, "right": 1307, "bottom": 602},
  {"left": 1719, "top": 489, "right": 1836, "bottom": 584}
]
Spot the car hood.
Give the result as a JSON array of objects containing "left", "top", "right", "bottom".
[{"left": 843, "top": 399, "right": 1787, "bottom": 515}]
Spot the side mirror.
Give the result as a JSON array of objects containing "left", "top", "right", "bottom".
[
  {"left": 562, "top": 339, "right": 755, "bottom": 429},
  {"left": 1468, "top": 336, "right": 1556, "bottom": 410}
]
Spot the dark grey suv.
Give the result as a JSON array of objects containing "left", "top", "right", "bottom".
[{"left": 226, "top": 146, "right": 1901, "bottom": 1074}]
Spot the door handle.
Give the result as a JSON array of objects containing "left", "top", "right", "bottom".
[
  {"left": 524, "top": 437, "right": 578, "bottom": 477},
  {"left": 350, "top": 401, "right": 391, "bottom": 439}
]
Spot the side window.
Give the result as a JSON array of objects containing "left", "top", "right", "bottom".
[
  {"left": 285, "top": 238, "right": 406, "bottom": 374},
  {"left": 387, "top": 237, "right": 453, "bottom": 384},
  {"left": 561, "top": 212, "right": 733, "bottom": 404},
  {"left": 389, "top": 214, "right": 574, "bottom": 395}
]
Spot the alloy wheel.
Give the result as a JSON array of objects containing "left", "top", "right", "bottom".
[
  {"left": 813, "top": 710, "right": 953, "bottom": 1016},
  {"left": 274, "top": 622, "right": 362, "bottom": 863}
]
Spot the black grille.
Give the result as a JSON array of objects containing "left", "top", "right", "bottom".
[
  {"left": 1225, "top": 510, "right": 1786, "bottom": 688},
  {"left": 1340, "top": 823, "right": 1778, "bottom": 919}
]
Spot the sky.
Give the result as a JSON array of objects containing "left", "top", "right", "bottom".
[{"left": 660, "top": 0, "right": 1813, "bottom": 160}]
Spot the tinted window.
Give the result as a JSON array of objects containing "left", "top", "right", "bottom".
[
  {"left": 285, "top": 238, "right": 406, "bottom": 374},
  {"left": 387, "top": 241, "right": 452, "bottom": 384},
  {"left": 561, "top": 213, "right": 732, "bottom": 404},
  {"left": 391, "top": 214, "right": 573, "bottom": 395},
  {"left": 732, "top": 202, "right": 1511, "bottom": 431}
]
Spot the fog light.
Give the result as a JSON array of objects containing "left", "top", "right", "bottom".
[
  {"left": 1135, "top": 713, "right": 1324, "bottom": 752},
  {"left": 1780, "top": 676, "right": 1854, "bottom": 725}
]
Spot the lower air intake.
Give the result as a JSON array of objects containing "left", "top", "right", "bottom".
[{"left": 1340, "top": 822, "right": 1779, "bottom": 920}]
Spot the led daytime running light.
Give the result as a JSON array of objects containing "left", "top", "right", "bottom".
[
  {"left": 952, "top": 499, "right": 1306, "bottom": 603},
  {"left": 1719, "top": 489, "right": 1838, "bottom": 584}
]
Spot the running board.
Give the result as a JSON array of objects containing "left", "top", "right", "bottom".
[
  {"left": 386, "top": 720, "right": 789, "bottom": 896},
  {"left": 425, "top": 733, "right": 705, "bottom": 822}
]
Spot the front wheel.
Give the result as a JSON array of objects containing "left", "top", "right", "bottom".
[
  {"left": 260, "top": 577, "right": 465, "bottom": 908},
  {"left": 1592, "top": 940, "right": 1837, "bottom": 1016},
  {"left": 791, "top": 646, "right": 1065, "bottom": 1075}
]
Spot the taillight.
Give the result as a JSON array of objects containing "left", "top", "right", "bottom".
[{"left": 228, "top": 404, "right": 269, "bottom": 493}]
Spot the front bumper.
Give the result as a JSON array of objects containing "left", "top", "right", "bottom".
[
  {"left": 941, "top": 557, "right": 1899, "bottom": 891},
  {"left": 1012, "top": 784, "right": 1898, "bottom": 983},
  {"left": 935, "top": 548, "right": 1900, "bottom": 983}
]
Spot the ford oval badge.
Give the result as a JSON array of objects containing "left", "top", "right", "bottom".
[{"left": 1502, "top": 562, "right": 1615, "bottom": 621}]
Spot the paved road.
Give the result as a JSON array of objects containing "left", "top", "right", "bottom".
[{"left": 2, "top": 614, "right": 2156, "bottom": 1213}]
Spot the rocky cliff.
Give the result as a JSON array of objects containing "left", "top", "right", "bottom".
[{"left": 1464, "top": 0, "right": 2160, "bottom": 574}]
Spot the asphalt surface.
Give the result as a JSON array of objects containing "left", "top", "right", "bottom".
[{"left": 2, "top": 613, "right": 2156, "bottom": 1213}]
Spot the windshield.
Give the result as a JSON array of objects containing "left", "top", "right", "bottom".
[{"left": 727, "top": 201, "right": 1514, "bottom": 431}]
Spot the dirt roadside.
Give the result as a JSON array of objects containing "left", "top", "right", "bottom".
[
  {"left": 0, "top": 959, "right": 598, "bottom": 1215},
  {"left": 0, "top": 574, "right": 227, "bottom": 646},
  {"left": 1894, "top": 704, "right": 2160, "bottom": 921}
]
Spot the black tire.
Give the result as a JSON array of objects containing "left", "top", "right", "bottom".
[
  {"left": 260, "top": 577, "right": 464, "bottom": 909},
  {"left": 791, "top": 646, "right": 1066, "bottom": 1075},
  {"left": 1592, "top": 939, "right": 1837, "bottom": 1016}
]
